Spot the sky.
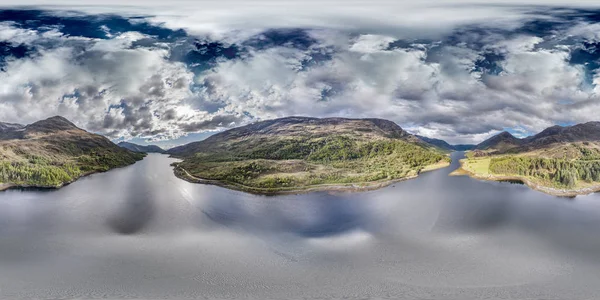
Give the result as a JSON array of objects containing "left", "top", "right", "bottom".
[{"left": 2, "top": 1, "right": 600, "bottom": 146}]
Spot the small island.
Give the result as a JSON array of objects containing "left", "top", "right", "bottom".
[
  {"left": 451, "top": 122, "right": 600, "bottom": 196},
  {"left": 167, "top": 117, "right": 450, "bottom": 195},
  {"left": 0, "top": 116, "right": 145, "bottom": 191}
]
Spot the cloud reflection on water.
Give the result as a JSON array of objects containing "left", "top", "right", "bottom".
[{"left": 0, "top": 153, "right": 600, "bottom": 298}]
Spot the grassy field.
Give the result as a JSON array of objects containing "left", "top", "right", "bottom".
[{"left": 459, "top": 157, "right": 491, "bottom": 175}]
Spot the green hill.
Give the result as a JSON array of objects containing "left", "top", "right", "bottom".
[
  {"left": 0, "top": 116, "right": 145, "bottom": 190},
  {"left": 456, "top": 122, "right": 600, "bottom": 196},
  {"left": 168, "top": 116, "right": 449, "bottom": 194}
]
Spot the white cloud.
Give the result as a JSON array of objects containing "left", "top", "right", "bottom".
[
  {"left": 349, "top": 34, "right": 396, "bottom": 53},
  {"left": 0, "top": 1, "right": 569, "bottom": 39},
  {"left": 566, "top": 22, "right": 600, "bottom": 42},
  {"left": 0, "top": 22, "right": 41, "bottom": 44},
  {"left": 1, "top": 3, "right": 600, "bottom": 144},
  {"left": 0, "top": 24, "right": 232, "bottom": 141}
]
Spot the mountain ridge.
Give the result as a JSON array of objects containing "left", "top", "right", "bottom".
[
  {"left": 118, "top": 141, "right": 165, "bottom": 153},
  {"left": 167, "top": 116, "right": 423, "bottom": 156},
  {"left": 475, "top": 122, "right": 600, "bottom": 153},
  {"left": 415, "top": 135, "right": 475, "bottom": 151}
]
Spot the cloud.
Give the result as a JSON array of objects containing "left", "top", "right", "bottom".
[
  {"left": 2, "top": 3, "right": 600, "bottom": 144},
  {"left": 0, "top": 23, "right": 227, "bottom": 141}
]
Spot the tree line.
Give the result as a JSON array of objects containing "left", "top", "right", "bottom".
[{"left": 489, "top": 156, "right": 600, "bottom": 188}]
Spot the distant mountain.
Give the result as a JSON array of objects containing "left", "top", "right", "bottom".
[
  {"left": 476, "top": 122, "right": 600, "bottom": 153},
  {"left": 0, "top": 116, "right": 144, "bottom": 190},
  {"left": 416, "top": 135, "right": 475, "bottom": 151},
  {"left": 168, "top": 116, "right": 449, "bottom": 194},
  {"left": 118, "top": 141, "right": 165, "bottom": 153},
  {"left": 475, "top": 131, "right": 523, "bottom": 152},
  {"left": 0, "top": 122, "right": 23, "bottom": 132},
  {"left": 416, "top": 135, "right": 453, "bottom": 150},
  {"left": 0, "top": 122, "right": 24, "bottom": 139},
  {"left": 523, "top": 122, "right": 600, "bottom": 148}
]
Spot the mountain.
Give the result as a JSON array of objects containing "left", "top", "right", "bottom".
[
  {"left": 168, "top": 116, "right": 422, "bottom": 156},
  {"left": 475, "top": 131, "right": 523, "bottom": 152},
  {"left": 0, "top": 116, "right": 145, "bottom": 190},
  {"left": 118, "top": 141, "right": 165, "bottom": 153},
  {"left": 168, "top": 116, "right": 449, "bottom": 194},
  {"left": 523, "top": 122, "right": 600, "bottom": 148},
  {"left": 416, "top": 135, "right": 475, "bottom": 151},
  {"left": 475, "top": 122, "right": 600, "bottom": 154},
  {"left": 0, "top": 122, "right": 23, "bottom": 132},
  {"left": 416, "top": 135, "right": 453, "bottom": 151},
  {"left": 458, "top": 121, "right": 600, "bottom": 196},
  {"left": 0, "top": 122, "right": 24, "bottom": 139}
]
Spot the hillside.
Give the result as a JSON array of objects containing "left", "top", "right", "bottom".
[
  {"left": 455, "top": 122, "right": 600, "bottom": 196},
  {"left": 0, "top": 116, "right": 145, "bottom": 190},
  {"left": 475, "top": 131, "right": 523, "bottom": 152},
  {"left": 416, "top": 135, "right": 475, "bottom": 151},
  {"left": 118, "top": 141, "right": 165, "bottom": 153},
  {"left": 168, "top": 116, "right": 450, "bottom": 194}
]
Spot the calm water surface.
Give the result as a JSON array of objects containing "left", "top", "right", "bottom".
[{"left": 2, "top": 152, "right": 600, "bottom": 299}]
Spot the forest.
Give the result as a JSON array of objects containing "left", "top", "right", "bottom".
[
  {"left": 0, "top": 151, "right": 145, "bottom": 187},
  {"left": 178, "top": 136, "right": 449, "bottom": 191},
  {"left": 489, "top": 156, "right": 600, "bottom": 188}
]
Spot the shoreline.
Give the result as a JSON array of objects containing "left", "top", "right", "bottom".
[
  {"left": 0, "top": 169, "right": 110, "bottom": 192},
  {"left": 0, "top": 159, "right": 144, "bottom": 193},
  {"left": 450, "top": 159, "right": 600, "bottom": 197},
  {"left": 172, "top": 160, "right": 451, "bottom": 196}
]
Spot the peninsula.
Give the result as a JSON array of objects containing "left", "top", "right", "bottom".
[{"left": 167, "top": 117, "right": 450, "bottom": 194}]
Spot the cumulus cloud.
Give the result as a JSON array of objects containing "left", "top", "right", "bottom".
[
  {"left": 0, "top": 22, "right": 237, "bottom": 141},
  {"left": 2, "top": 2, "right": 600, "bottom": 144}
]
